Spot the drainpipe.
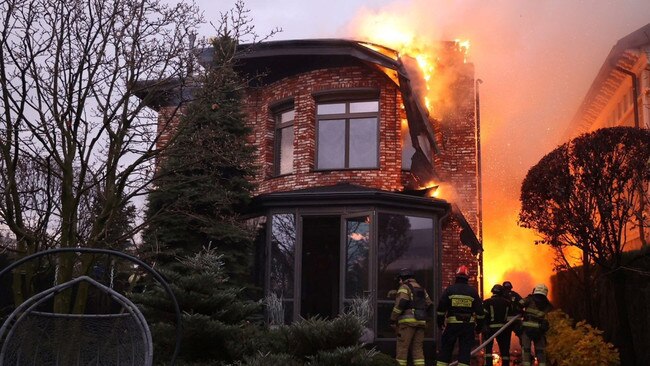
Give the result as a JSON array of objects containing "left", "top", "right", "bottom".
[
  {"left": 436, "top": 206, "right": 452, "bottom": 339},
  {"left": 475, "top": 78, "right": 484, "bottom": 297},
  {"left": 615, "top": 66, "right": 639, "bottom": 128},
  {"left": 616, "top": 66, "right": 647, "bottom": 247}
]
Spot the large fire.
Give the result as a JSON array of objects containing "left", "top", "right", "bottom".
[
  {"left": 349, "top": 9, "right": 557, "bottom": 299},
  {"left": 354, "top": 11, "right": 469, "bottom": 118}
]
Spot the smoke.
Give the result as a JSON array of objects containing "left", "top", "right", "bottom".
[{"left": 342, "top": 0, "right": 650, "bottom": 290}]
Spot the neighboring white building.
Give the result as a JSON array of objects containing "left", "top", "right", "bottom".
[{"left": 565, "top": 23, "right": 650, "bottom": 250}]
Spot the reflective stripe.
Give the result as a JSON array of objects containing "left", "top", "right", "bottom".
[
  {"left": 522, "top": 321, "right": 540, "bottom": 328},
  {"left": 490, "top": 305, "right": 494, "bottom": 321},
  {"left": 458, "top": 363, "right": 470, "bottom": 366},
  {"left": 392, "top": 307, "right": 402, "bottom": 314},
  {"left": 414, "top": 359, "right": 425, "bottom": 366},
  {"left": 397, "top": 317, "right": 426, "bottom": 325},
  {"left": 436, "top": 362, "right": 449, "bottom": 366},
  {"left": 397, "top": 359, "right": 407, "bottom": 366},
  {"left": 449, "top": 294, "right": 474, "bottom": 307},
  {"left": 525, "top": 307, "right": 546, "bottom": 317},
  {"left": 502, "top": 356, "right": 510, "bottom": 360},
  {"left": 398, "top": 288, "right": 409, "bottom": 294},
  {"left": 446, "top": 316, "right": 475, "bottom": 324},
  {"left": 437, "top": 311, "right": 446, "bottom": 316},
  {"left": 476, "top": 314, "right": 485, "bottom": 319},
  {"left": 489, "top": 323, "right": 505, "bottom": 328}
]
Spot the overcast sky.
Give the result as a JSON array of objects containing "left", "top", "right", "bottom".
[{"left": 188, "top": 0, "right": 650, "bottom": 290}]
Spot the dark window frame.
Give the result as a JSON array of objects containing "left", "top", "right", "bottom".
[
  {"left": 315, "top": 97, "right": 380, "bottom": 170},
  {"left": 272, "top": 101, "right": 295, "bottom": 176}
]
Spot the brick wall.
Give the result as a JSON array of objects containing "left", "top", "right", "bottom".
[
  {"left": 241, "top": 66, "right": 406, "bottom": 194},
  {"left": 156, "top": 56, "right": 481, "bottom": 293}
]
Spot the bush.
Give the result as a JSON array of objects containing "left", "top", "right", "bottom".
[
  {"left": 236, "top": 313, "right": 397, "bottom": 366},
  {"left": 546, "top": 310, "right": 620, "bottom": 366}
]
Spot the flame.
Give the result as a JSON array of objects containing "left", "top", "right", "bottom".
[
  {"left": 353, "top": 10, "right": 468, "bottom": 119},
  {"left": 352, "top": 11, "right": 556, "bottom": 296}
]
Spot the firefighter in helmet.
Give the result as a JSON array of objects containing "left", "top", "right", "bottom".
[
  {"left": 519, "top": 284, "right": 553, "bottom": 366},
  {"left": 390, "top": 268, "right": 433, "bottom": 366},
  {"left": 483, "top": 284, "right": 512, "bottom": 366},
  {"left": 436, "top": 265, "right": 484, "bottom": 366}
]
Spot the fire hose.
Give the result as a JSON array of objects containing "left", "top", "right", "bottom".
[{"left": 448, "top": 315, "right": 523, "bottom": 366}]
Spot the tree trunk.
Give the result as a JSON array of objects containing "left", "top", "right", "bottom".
[{"left": 582, "top": 250, "right": 594, "bottom": 324}]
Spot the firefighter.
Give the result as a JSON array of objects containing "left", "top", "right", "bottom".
[
  {"left": 435, "top": 265, "right": 484, "bottom": 366},
  {"left": 390, "top": 268, "right": 433, "bottom": 366},
  {"left": 502, "top": 280, "right": 523, "bottom": 354},
  {"left": 483, "top": 284, "right": 512, "bottom": 366},
  {"left": 519, "top": 284, "right": 553, "bottom": 366}
]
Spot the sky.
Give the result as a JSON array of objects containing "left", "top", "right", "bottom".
[{"left": 189, "top": 0, "right": 650, "bottom": 296}]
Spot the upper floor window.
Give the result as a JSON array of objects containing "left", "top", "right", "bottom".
[
  {"left": 274, "top": 107, "right": 295, "bottom": 175},
  {"left": 316, "top": 100, "right": 379, "bottom": 169}
]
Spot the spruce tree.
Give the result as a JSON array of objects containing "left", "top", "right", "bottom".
[
  {"left": 134, "top": 27, "right": 261, "bottom": 364},
  {"left": 144, "top": 33, "right": 256, "bottom": 285}
]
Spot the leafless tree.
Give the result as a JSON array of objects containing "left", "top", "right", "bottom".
[{"left": 0, "top": 0, "right": 202, "bottom": 313}]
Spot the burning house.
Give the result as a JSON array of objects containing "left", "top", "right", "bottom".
[
  {"left": 565, "top": 23, "right": 650, "bottom": 250},
  {"left": 138, "top": 38, "right": 483, "bottom": 357}
]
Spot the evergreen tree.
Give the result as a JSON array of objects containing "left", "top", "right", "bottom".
[
  {"left": 132, "top": 246, "right": 261, "bottom": 365},
  {"left": 144, "top": 32, "right": 257, "bottom": 285}
]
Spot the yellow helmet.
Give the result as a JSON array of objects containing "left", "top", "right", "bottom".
[{"left": 533, "top": 283, "right": 548, "bottom": 296}]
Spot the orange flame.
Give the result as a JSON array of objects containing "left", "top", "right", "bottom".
[{"left": 354, "top": 11, "right": 469, "bottom": 119}]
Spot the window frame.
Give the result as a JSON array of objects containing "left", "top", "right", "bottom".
[
  {"left": 315, "top": 97, "right": 380, "bottom": 170},
  {"left": 272, "top": 102, "right": 295, "bottom": 176}
]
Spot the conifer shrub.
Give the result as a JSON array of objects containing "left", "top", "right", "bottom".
[
  {"left": 238, "top": 312, "right": 395, "bottom": 366},
  {"left": 546, "top": 310, "right": 619, "bottom": 366}
]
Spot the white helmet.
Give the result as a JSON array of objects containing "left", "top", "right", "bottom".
[{"left": 533, "top": 283, "right": 548, "bottom": 297}]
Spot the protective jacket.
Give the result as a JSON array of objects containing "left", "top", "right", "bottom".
[
  {"left": 483, "top": 294, "right": 511, "bottom": 330},
  {"left": 519, "top": 294, "right": 553, "bottom": 333},
  {"left": 504, "top": 289, "right": 523, "bottom": 321},
  {"left": 483, "top": 294, "right": 513, "bottom": 366},
  {"left": 435, "top": 277, "right": 484, "bottom": 366},
  {"left": 391, "top": 278, "right": 433, "bottom": 327},
  {"left": 436, "top": 279, "right": 485, "bottom": 328}
]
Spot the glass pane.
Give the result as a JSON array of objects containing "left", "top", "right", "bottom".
[
  {"left": 377, "top": 214, "right": 435, "bottom": 338},
  {"left": 350, "top": 101, "right": 379, "bottom": 113},
  {"left": 280, "top": 109, "right": 295, "bottom": 123},
  {"left": 376, "top": 301, "right": 396, "bottom": 338},
  {"left": 279, "top": 126, "right": 294, "bottom": 175},
  {"left": 317, "top": 103, "right": 345, "bottom": 115},
  {"left": 301, "top": 216, "right": 340, "bottom": 319},
  {"left": 349, "top": 118, "right": 378, "bottom": 168},
  {"left": 317, "top": 119, "right": 345, "bottom": 169},
  {"left": 345, "top": 216, "right": 370, "bottom": 299},
  {"left": 401, "top": 119, "right": 415, "bottom": 170},
  {"left": 270, "top": 214, "right": 295, "bottom": 299}
]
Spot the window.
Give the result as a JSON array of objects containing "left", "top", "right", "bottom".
[
  {"left": 376, "top": 213, "right": 434, "bottom": 339},
  {"left": 316, "top": 100, "right": 379, "bottom": 169},
  {"left": 274, "top": 108, "right": 294, "bottom": 175},
  {"left": 270, "top": 213, "right": 296, "bottom": 324}
]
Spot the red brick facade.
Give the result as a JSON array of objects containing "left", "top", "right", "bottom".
[
  {"left": 155, "top": 41, "right": 482, "bottom": 294},
  {"left": 239, "top": 58, "right": 481, "bottom": 291}
]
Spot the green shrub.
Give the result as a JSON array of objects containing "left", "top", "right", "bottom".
[
  {"left": 546, "top": 310, "right": 620, "bottom": 366},
  {"left": 369, "top": 351, "right": 399, "bottom": 366},
  {"left": 306, "top": 345, "right": 378, "bottom": 366}
]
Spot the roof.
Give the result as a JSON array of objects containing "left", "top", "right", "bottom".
[
  {"left": 250, "top": 182, "right": 449, "bottom": 212},
  {"left": 249, "top": 183, "right": 483, "bottom": 254},
  {"left": 199, "top": 39, "right": 402, "bottom": 84},
  {"left": 565, "top": 24, "right": 650, "bottom": 138}
]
